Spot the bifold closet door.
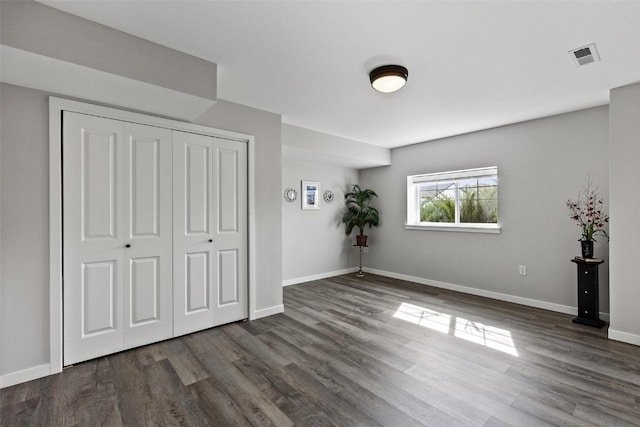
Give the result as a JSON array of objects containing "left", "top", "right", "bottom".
[
  {"left": 121, "top": 122, "right": 173, "bottom": 350},
  {"left": 63, "top": 112, "right": 172, "bottom": 365},
  {"left": 173, "top": 131, "right": 248, "bottom": 336}
]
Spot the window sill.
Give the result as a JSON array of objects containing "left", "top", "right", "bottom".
[{"left": 405, "top": 223, "right": 501, "bottom": 234}]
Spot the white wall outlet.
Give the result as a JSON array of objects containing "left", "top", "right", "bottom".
[
  {"left": 362, "top": 246, "right": 369, "bottom": 253},
  {"left": 519, "top": 265, "right": 527, "bottom": 276}
]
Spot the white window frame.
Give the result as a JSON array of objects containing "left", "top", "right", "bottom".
[{"left": 406, "top": 166, "right": 501, "bottom": 233}]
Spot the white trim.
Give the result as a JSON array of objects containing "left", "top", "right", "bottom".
[
  {"left": 406, "top": 166, "right": 499, "bottom": 229},
  {"left": 49, "top": 97, "right": 255, "bottom": 377},
  {"left": 410, "top": 166, "right": 498, "bottom": 184},
  {"left": 608, "top": 328, "right": 640, "bottom": 346},
  {"left": 49, "top": 97, "right": 245, "bottom": 141},
  {"left": 49, "top": 99, "right": 64, "bottom": 375},
  {"left": 252, "top": 305, "right": 285, "bottom": 320},
  {"left": 283, "top": 268, "right": 359, "bottom": 287},
  {"left": 365, "top": 268, "right": 610, "bottom": 321},
  {"left": 0, "top": 364, "right": 51, "bottom": 389},
  {"left": 248, "top": 136, "right": 257, "bottom": 322},
  {"left": 405, "top": 223, "right": 501, "bottom": 234}
]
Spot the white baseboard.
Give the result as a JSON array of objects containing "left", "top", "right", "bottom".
[
  {"left": 365, "top": 268, "right": 610, "bottom": 321},
  {"left": 608, "top": 328, "right": 640, "bottom": 346},
  {"left": 282, "top": 267, "right": 358, "bottom": 287},
  {"left": 251, "top": 304, "right": 284, "bottom": 320},
  {"left": 0, "top": 363, "right": 51, "bottom": 389}
]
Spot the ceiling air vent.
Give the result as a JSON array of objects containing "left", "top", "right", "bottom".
[{"left": 569, "top": 43, "right": 600, "bottom": 67}]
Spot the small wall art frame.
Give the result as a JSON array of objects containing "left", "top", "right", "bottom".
[{"left": 301, "top": 180, "right": 320, "bottom": 209}]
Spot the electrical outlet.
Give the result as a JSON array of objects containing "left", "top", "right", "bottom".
[
  {"left": 362, "top": 246, "right": 369, "bottom": 253},
  {"left": 519, "top": 265, "right": 527, "bottom": 276}
]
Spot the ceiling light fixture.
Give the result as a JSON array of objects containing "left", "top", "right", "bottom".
[{"left": 369, "top": 64, "right": 408, "bottom": 93}]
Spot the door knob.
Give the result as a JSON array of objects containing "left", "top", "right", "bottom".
[
  {"left": 125, "top": 244, "right": 131, "bottom": 248},
  {"left": 208, "top": 239, "right": 213, "bottom": 243}
]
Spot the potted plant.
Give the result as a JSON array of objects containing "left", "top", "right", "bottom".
[
  {"left": 566, "top": 178, "right": 609, "bottom": 258},
  {"left": 342, "top": 184, "right": 380, "bottom": 246}
]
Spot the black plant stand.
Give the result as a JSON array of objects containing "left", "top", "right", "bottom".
[{"left": 571, "top": 258, "right": 606, "bottom": 328}]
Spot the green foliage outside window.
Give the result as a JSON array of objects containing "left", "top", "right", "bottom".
[
  {"left": 459, "top": 185, "right": 497, "bottom": 223},
  {"left": 420, "top": 180, "right": 497, "bottom": 223},
  {"left": 420, "top": 194, "right": 455, "bottom": 222}
]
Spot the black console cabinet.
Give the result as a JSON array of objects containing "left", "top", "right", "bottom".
[{"left": 571, "top": 258, "right": 605, "bottom": 328}]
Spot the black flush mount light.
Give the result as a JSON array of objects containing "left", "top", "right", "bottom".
[{"left": 369, "top": 64, "right": 408, "bottom": 93}]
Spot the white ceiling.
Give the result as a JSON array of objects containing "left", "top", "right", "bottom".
[{"left": 40, "top": 1, "right": 640, "bottom": 149}]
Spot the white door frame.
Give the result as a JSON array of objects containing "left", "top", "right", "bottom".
[{"left": 49, "top": 97, "right": 256, "bottom": 375}]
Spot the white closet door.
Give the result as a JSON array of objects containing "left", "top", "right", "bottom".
[
  {"left": 63, "top": 113, "right": 125, "bottom": 364},
  {"left": 122, "top": 123, "right": 173, "bottom": 349},
  {"left": 63, "top": 113, "right": 173, "bottom": 364},
  {"left": 212, "top": 138, "right": 248, "bottom": 325},
  {"left": 173, "top": 131, "right": 247, "bottom": 336}
]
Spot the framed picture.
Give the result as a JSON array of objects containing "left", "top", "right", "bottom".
[{"left": 301, "top": 180, "right": 320, "bottom": 209}]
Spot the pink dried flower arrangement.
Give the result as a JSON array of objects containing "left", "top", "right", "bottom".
[{"left": 566, "top": 178, "right": 609, "bottom": 242}]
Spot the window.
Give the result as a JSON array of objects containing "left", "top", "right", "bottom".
[{"left": 406, "top": 166, "right": 500, "bottom": 233}]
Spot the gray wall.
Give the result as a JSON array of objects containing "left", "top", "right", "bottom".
[
  {"left": 609, "top": 82, "right": 640, "bottom": 343},
  {"left": 282, "top": 158, "right": 359, "bottom": 283},
  {"left": 360, "top": 106, "right": 610, "bottom": 312},
  {"left": 282, "top": 123, "right": 390, "bottom": 169},
  {"left": 0, "top": 84, "right": 51, "bottom": 375}
]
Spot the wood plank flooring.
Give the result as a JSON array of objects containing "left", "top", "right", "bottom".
[{"left": 3, "top": 274, "right": 640, "bottom": 426}]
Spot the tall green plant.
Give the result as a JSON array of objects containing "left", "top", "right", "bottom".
[{"left": 342, "top": 185, "right": 380, "bottom": 236}]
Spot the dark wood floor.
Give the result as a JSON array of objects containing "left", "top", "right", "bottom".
[{"left": 3, "top": 274, "right": 640, "bottom": 426}]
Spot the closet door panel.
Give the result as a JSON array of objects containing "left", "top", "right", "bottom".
[
  {"left": 212, "top": 141, "right": 248, "bottom": 325},
  {"left": 63, "top": 112, "right": 124, "bottom": 365},
  {"left": 130, "top": 136, "right": 159, "bottom": 236},
  {"left": 82, "top": 260, "right": 118, "bottom": 336},
  {"left": 122, "top": 123, "right": 173, "bottom": 348},
  {"left": 82, "top": 131, "right": 118, "bottom": 239},
  {"left": 185, "top": 251, "right": 210, "bottom": 311},
  {"left": 173, "top": 131, "right": 216, "bottom": 336},
  {"left": 185, "top": 143, "right": 210, "bottom": 234},
  {"left": 218, "top": 148, "right": 239, "bottom": 233},
  {"left": 129, "top": 256, "right": 160, "bottom": 323},
  {"left": 218, "top": 249, "right": 239, "bottom": 305}
]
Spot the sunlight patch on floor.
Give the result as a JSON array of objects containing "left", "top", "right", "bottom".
[
  {"left": 454, "top": 317, "right": 518, "bottom": 356},
  {"left": 393, "top": 302, "right": 518, "bottom": 356},
  {"left": 392, "top": 302, "right": 452, "bottom": 333}
]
